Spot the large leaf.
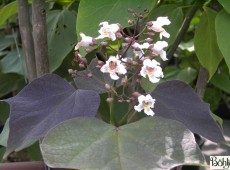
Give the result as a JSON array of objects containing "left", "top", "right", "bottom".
[
  {"left": 47, "top": 10, "right": 77, "bottom": 71},
  {"left": 3, "top": 74, "right": 100, "bottom": 153},
  {"left": 41, "top": 117, "right": 205, "bottom": 170},
  {"left": 0, "top": 49, "right": 24, "bottom": 75},
  {"left": 152, "top": 80, "right": 225, "bottom": 143},
  {"left": 0, "top": 118, "right": 9, "bottom": 147},
  {"left": 0, "top": 1, "right": 18, "bottom": 26},
  {"left": 215, "top": 9, "right": 230, "bottom": 73},
  {"left": 74, "top": 59, "right": 116, "bottom": 93},
  {"left": 146, "top": 5, "right": 183, "bottom": 45},
  {"left": 0, "top": 73, "right": 22, "bottom": 98},
  {"left": 194, "top": 7, "right": 223, "bottom": 79},
  {"left": 211, "top": 65, "right": 230, "bottom": 94},
  {"left": 218, "top": 0, "right": 230, "bottom": 13},
  {"left": 77, "top": 0, "right": 157, "bottom": 38}
]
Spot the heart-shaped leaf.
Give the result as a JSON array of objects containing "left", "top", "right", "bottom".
[
  {"left": 77, "top": 0, "right": 157, "bottom": 38},
  {"left": 215, "top": 9, "right": 230, "bottom": 73},
  {"left": 41, "top": 117, "right": 205, "bottom": 170},
  {"left": 218, "top": 0, "right": 230, "bottom": 14},
  {"left": 3, "top": 74, "right": 100, "bottom": 153},
  {"left": 152, "top": 80, "right": 225, "bottom": 143},
  {"left": 194, "top": 7, "right": 223, "bottom": 79},
  {"left": 47, "top": 10, "right": 77, "bottom": 71}
]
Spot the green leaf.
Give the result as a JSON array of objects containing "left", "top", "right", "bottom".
[
  {"left": 194, "top": 7, "right": 223, "bottom": 80},
  {"left": 146, "top": 5, "right": 183, "bottom": 45},
  {"left": 211, "top": 65, "right": 230, "bottom": 94},
  {"left": 218, "top": 0, "right": 230, "bottom": 13},
  {"left": 0, "top": 147, "right": 6, "bottom": 162},
  {"left": 77, "top": 0, "right": 157, "bottom": 38},
  {"left": 0, "top": 102, "right": 9, "bottom": 123},
  {"left": 47, "top": 10, "right": 77, "bottom": 72},
  {"left": 41, "top": 117, "right": 205, "bottom": 170},
  {"left": 0, "top": 49, "right": 24, "bottom": 75},
  {"left": 0, "top": 118, "right": 9, "bottom": 147},
  {"left": 0, "top": 35, "right": 14, "bottom": 51},
  {"left": 0, "top": 73, "right": 22, "bottom": 98},
  {"left": 0, "top": 1, "right": 18, "bottom": 26},
  {"left": 215, "top": 9, "right": 230, "bottom": 73}
]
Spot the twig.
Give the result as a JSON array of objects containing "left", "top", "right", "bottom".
[
  {"left": 32, "top": 0, "right": 49, "bottom": 77},
  {"left": 17, "top": 0, "right": 37, "bottom": 82},
  {"left": 195, "top": 66, "right": 209, "bottom": 99},
  {"left": 162, "top": 1, "right": 200, "bottom": 69}
]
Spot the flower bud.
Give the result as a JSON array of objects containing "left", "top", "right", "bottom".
[
  {"left": 96, "top": 65, "right": 102, "bottom": 69},
  {"left": 79, "top": 63, "right": 85, "bottom": 68},
  {"left": 148, "top": 32, "right": 155, "bottom": 36},
  {"left": 121, "top": 76, "right": 128, "bottom": 86},
  {"left": 68, "top": 69, "right": 75, "bottom": 75},
  {"left": 136, "top": 78, "right": 141, "bottom": 83},
  {"left": 118, "top": 99, "right": 123, "bottom": 103},
  {"left": 132, "top": 91, "right": 141, "bottom": 97},
  {"left": 87, "top": 72, "right": 93, "bottom": 77},
  {"left": 128, "top": 20, "right": 134, "bottom": 25},
  {"left": 97, "top": 60, "right": 104, "bottom": 65},
  {"left": 139, "top": 15, "right": 143, "bottom": 19},
  {"left": 90, "top": 38, "right": 97, "bottom": 46},
  {"left": 132, "top": 61, "right": 138, "bottom": 65},
  {"left": 101, "top": 41, "right": 108, "bottom": 47},
  {"left": 125, "top": 37, "right": 132, "bottom": 43},
  {"left": 105, "top": 83, "right": 111, "bottom": 90},
  {"left": 127, "top": 8, "right": 133, "bottom": 13},
  {"left": 106, "top": 97, "right": 114, "bottom": 103},
  {"left": 85, "top": 48, "right": 92, "bottom": 53},
  {"left": 146, "top": 21, "right": 153, "bottom": 27},
  {"left": 80, "top": 57, "right": 87, "bottom": 65},
  {"left": 116, "top": 32, "right": 123, "bottom": 39},
  {"left": 144, "top": 9, "right": 149, "bottom": 13},
  {"left": 145, "top": 38, "right": 153, "bottom": 43}
]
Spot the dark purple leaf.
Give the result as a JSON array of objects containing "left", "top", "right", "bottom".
[
  {"left": 3, "top": 74, "right": 100, "bottom": 153},
  {"left": 152, "top": 80, "right": 225, "bottom": 143},
  {"left": 74, "top": 59, "right": 122, "bottom": 93}
]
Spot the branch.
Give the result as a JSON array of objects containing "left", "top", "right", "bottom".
[
  {"left": 17, "top": 0, "right": 37, "bottom": 82},
  {"left": 162, "top": 2, "right": 200, "bottom": 69},
  {"left": 195, "top": 66, "right": 209, "bottom": 99},
  {"left": 32, "top": 0, "right": 49, "bottom": 77}
]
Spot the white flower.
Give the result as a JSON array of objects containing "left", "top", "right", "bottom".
[
  {"left": 148, "top": 17, "right": 171, "bottom": 39},
  {"left": 150, "top": 41, "right": 168, "bottom": 61},
  {"left": 100, "top": 56, "right": 127, "bottom": 80},
  {"left": 140, "top": 59, "right": 163, "bottom": 83},
  {"left": 132, "top": 42, "right": 150, "bottom": 59},
  {"left": 134, "top": 94, "right": 156, "bottom": 116},
  {"left": 96, "top": 22, "right": 120, "bottom": 41},
  {"left": 75, "top": 33, "right": 95, "bottom": 50}
]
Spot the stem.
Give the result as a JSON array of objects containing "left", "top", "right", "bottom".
[
  {"left": 109, "top": 92, "right": 115, "bottom": 125},
  {"left": 162, "top": 1, "right": 200, "bottom": 69},
  {"left": 17, "top": 0, "right": 37, "bottom": 82},
  {"left": 32, "top": 0, "right": 49, "bottom": 77},
  {"left": 195, "top": 66, "right": 209, "bottom": 99}
]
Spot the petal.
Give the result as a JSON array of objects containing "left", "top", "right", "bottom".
[
  {"left": 145, "top": 94, "right": 153, "bottom": 100},
  {"left": 143, "top": 59, "right": 151, "bottom": 66},
  {"left": 134, "top": 104, "right": 144, "bottom": 112},
  {"left": 117, "top": 65, "right": 127, "bottom": 74},
  {"left": 100, "top": 65, "right": 108, "bottom": 73},
  {"left": 140, "top": 66, "right": 147, "bottom": 78},
  {"left": 156, "top": 17, "right": 171, "bottom": 26},
  {"left": 99, "top": 21, "right": 108, "bottom": 26},
  {"left": 138, "top": 95, "right": 146, "bottom": 103},
  {"left": 110, "top": 24, "right": 119, "bottom": 32},
  {"left": 148, "top": 75, "right": 160, "bottom": 83},
  {"left": 140, "top": 42, "right": 150, "bottom": 49},
  {"left": 160, "top": 51, "right": 168, "bottom": 61},
  {"left": 109, "top": 33, "right": 116, "bottom": 41},
  {"left": 144, "top": 108, "right": 155, "bottom": 116},
  {"left": 110, "top": 73, "right": 119, "bottom": 80},
  {"left": 162, "top": 31, "right": 170, "bottom": 38}
]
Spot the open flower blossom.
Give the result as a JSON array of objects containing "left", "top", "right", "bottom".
[
  {"left": 148, "top": 17, "right": 171, "bottom": 39},
  {"left": 96, "top": 22, "right": 120, "bottom": 41},
  {"left": 75, "top": 33, "right": 95, "bottom": 50},
  {"left": 100, "top": 55, "right": 127, "bottom": 80},
  {"left": 132, "top": 42, "right": 150, "bottom": 58},
  {"left": 140, "top": 59, "right": 163, "bottom": 83},
  {"left": 134, "top": 94, "right": 156, "bottom": 116},
  {"left": 149, "top": 41, "right": 168, "bottom": 61}
]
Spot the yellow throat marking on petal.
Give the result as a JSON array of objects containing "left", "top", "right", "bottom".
[
  {"left": 142, "top": 100, "right": 152, "bottom": 110},
  {"left": 146, "top": 66, "right": 155, "bottom": 75},
  {"left": 108, "top": 61, "right": 117, "bottom": 73}
]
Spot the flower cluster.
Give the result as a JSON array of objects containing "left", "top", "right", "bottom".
[{"left": 73, "top": 9, "right": 171, "bottom": 117}]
